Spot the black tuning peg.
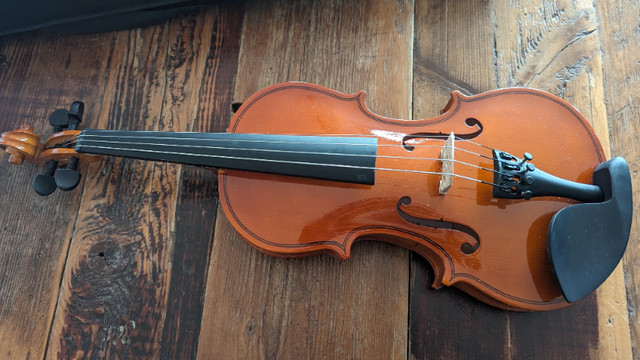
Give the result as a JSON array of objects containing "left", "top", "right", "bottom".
[
  {"left": 33, "top": 160, "right": 59, "bottom": 196},
  {"left": 55, "top": 157, "right": 81, "bottom": 191},
  {"left": 49, "top": 109, "right": 70, "bottom": 132},
  {"left": 35, "top": 101, "right": 87, "bottom": 195},
  {"left": 48, "top": 101, "right": 84, "bottom": 131},
  {"left": 67, "top": 101, "right": 84, "bottom": 130},
  {"left": 56, "top": 101, "right": 84, "bottom": 190}
]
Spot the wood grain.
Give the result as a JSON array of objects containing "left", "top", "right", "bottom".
[
  {"left": 45, "top": 8, "right": 228, "bottom": 359},
  {"left": 0, "top": 1, "right": 637, "bottom": 359},
  {"left": 159, "top": 5, "right": 244, "bottom": 359},
  {"left": 0, "top": 33, "right": 114, "bottom": 359},
  {"left": 47, "top": 24, "right": 178, "bottom": 359},
  {"left": 197, "top": 0, "right": 412, "bottom": 358},
  {"left": 595, "top": 1, "right": 640, "bottom": 359},
  {"left": 410, "top": 1, "right": 629, "bottom": 359}
]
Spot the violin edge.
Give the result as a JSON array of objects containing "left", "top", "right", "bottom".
[{"left": 220, "top": 82, "right": 591, "bottom": 311}]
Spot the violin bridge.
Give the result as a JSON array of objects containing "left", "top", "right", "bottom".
[{"left": 439, "top": 132, "right": 455, "bottom": 195}]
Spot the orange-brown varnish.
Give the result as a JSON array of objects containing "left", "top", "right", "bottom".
[{"left": 219, "top": 83, "right": 604, "bottom": 311}]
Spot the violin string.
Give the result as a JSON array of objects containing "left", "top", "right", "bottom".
[
  {"left": 260, "top": 132, "right": 497, "bottom": 153},
  {"left": 76, "top": 136, "right": 501, "bottom": 174},
  {"left": 55, "top": 139, "right": 77, "bottom": 148},
  {"left": 59, "top": 132, "right": 521, "bottom": 188},
  {"left": 73, "top": 143, "right": 504, "bottom": 188},
  {"left": 57, "top": 131, "right": 500, "bottom": 163},
  {"left": 78, "top": 132, "right": 493, "bottom": 151},
  {"left": 73, "top": 133, "right": 518, "bottom": 179},
  {"left": 77, "top": 132, "right": 503, "bottom": 163}
]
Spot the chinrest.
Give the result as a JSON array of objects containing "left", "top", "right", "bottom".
[{"left": 548, "top": 157, "right": 633, "bottom": 302}]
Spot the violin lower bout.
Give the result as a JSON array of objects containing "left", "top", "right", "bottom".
[{"left": 219, "top": 169, "right": 572, "bottom": 312}]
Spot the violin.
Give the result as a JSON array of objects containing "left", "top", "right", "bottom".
[{"left": 0, "top": 82, "right": 632, "bottom": 311}]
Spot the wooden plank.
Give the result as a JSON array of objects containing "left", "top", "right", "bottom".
[
  {"left": 0, "top": 33, "right": 114, "bottom": 359},
  {"left": 410, "top": 1, "right": 628, "bottom": 358},
  {"left": 494, "top": 1, "right": 630, "bottom": 357},
  {"left": 46, "top": 24, "right": 176, "bottom": 359},
  {"left": 411, "top": 3, "right": 511, "bottom": 358},
  {"left": 158, "top": 5, "right": 244, "bottom": 359},
  {"left": 196, "top": 0, "right": 413, "bottom": 358},
  {"left": 595, "top": 1, "right": 640, "bottom": 359},
  {"left": 492, "top": 9, "right": 631, "bottom": 357},
  {"left": 45, "top": 9, "right": 222, "bottom": 358}
]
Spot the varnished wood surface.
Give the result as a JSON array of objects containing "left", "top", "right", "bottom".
[
  {"left": 0, "top": 1, "right": 637, "bottom": 358},
  {"left": 218, "top": 82, "right": 604, "bottom": 311}
]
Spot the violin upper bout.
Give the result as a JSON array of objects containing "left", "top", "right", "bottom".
[{"left": 440, "top": 91, "right": 467, "bottom": 115}]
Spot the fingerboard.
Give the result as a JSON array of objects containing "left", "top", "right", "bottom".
[{"left": 75, "top": 130, "right": 377, "bottom": 185}]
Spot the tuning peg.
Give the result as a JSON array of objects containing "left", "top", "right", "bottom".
[
  {"left": 67, "top": 101, "right": 84, "bottom": 129},
  {"left": 48, "top": 101, "right": 84, "bottom": 191},
  {"left": 49, "top": 109, "right": 70, "bottom": 132},
  {"left": 33, "top": 160, "right": 58, "bottom": 196},
  {"left": 55, "top": 157, "right": 81, "bottom": 191},
  {"left": 55, "top": 102, "right": 84, "bottom": 190},
  {"left": 31, "top": 101, "right": 86, "bottom": 195}
]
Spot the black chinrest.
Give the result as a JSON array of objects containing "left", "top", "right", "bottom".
[{"left": 548, "top": 157, "right": 633, "bottom": 302}]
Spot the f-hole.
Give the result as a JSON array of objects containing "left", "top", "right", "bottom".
[
  {"left": 396, "top": 197, "right": 480, "bottom": 254},
  {"left": 402, "top": 117, "right": 483, "bottom": 151}
]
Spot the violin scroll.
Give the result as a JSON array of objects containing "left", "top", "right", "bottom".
[
  {"left": 1, "top": 101, "right": 102, "bottom": 195},
  {"left": 0, "top": 124, "right": 41, "bottom": 165}
]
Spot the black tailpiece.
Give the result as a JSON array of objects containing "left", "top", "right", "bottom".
[{"left": 492, "top": 150, "right": 603, "bottom": 203}]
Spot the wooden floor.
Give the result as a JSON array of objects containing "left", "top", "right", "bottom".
[{"left": 0, "top": 0, "right": 638, "bottom": 359}]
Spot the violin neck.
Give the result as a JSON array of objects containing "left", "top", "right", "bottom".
[{"left": 75, "top": 129, "right": 377, "bottom": 185}]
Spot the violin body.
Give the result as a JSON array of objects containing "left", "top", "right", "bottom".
[{"left": 221, "top": 82, "right": 604, "bottom": 311}]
